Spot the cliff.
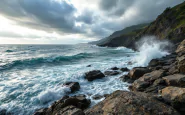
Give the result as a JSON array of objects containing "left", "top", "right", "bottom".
[{"left": 96, "top": 1, "right": 185, "bottom": 50}]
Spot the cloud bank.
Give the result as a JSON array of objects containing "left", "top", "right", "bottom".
[{"left": 0, "top": 0, "right": 183, "bottom": 44}]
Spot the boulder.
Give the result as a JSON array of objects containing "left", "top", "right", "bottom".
[
  {"left": 92, "top": 94, "right": 104, "bottom": 100},
  {"left": 85, "top": 90, "right": 179, "bottom": 115},
  {"left": 55, "top": 106, "right": 85, "bottom": 115},
  {"left": 161, "top": 86, "right": 185, "bottom": 112},
  {"left": 104, "top": 70, "right": 120, "bottom": 76},
  {"left": 137, "top": 70, "right": 166, "bottom": 83},
  {"left": 120, "top": 75, "right": 134, "bottom": 83},
  {"left": 111, "top": 67, "right": 119, "bottom": 70},
  {"left": 130, "top": 80, "right": 150, "bottom": 91},
  {"left": 63, "top": 82, "right": 80, "bottom": 93},
  {"left": 34, "top": 95, "right": 90, "bottom": 115},
  {"left": 84, "top": 70, "right": 105, "bottom": 81},
  {"left": 128, "top": 67, "right": 151, "bottom": 80},
  {"left": 120, "top": 67, "right": 129, "bottom": 72},
  {"left": 163, "top": 74, "right": 185, "bottom": 87},
  {"left": 176, "top": 39, "right": 185, "bottom": 54},
  {"left": 148, "top": 59, "right": 160, "bottom": 67}
]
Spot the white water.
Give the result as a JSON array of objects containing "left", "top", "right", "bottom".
[
  {"left": 134, "top": 36, "right": 170, "bottom": 66},
  {"left": 0, "top": 38, "right": 171, "bottom": 114}
]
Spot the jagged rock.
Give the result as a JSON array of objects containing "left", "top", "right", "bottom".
[
  {"left": 130, "top": 70, "right": 166, "bottom": 92},
  {"left": 120, "top": 75, "right": 134, "bottom": 83},
  {"left": 85, "top": 90, "right": 180, "bottom": 115},
  {"left": 84, "top": 70, "right": 105, "bottom": 81},
  {"left": 104, "top": 70, "right": 120, "bottom": 76},
  {"left": 120, "top": 67, "right": 129, "bottom": 72},
  {"left": 0, "top": 109, "right": 11, "bottom": 115},
  {"left": 33, "top": 95, "right": 90, "bottom": 115},
  {"left": 92, "top": 94, "right": 104, "bottom": 100},
  {"left": 130, "top": 80, "right": 150, "bottom": 91},
  {"left": 128, "top": 67, "right": 151, "bottom": 80},
  {"left": 149, "top": 59, "right": 161, "bottom": 67},
  {"left": 86, "top": 65, "right": 91, "bottom": 67},
  {"left": 111, "top": 67, "right": 119, "bottom": 70},
  {"left": 153, "top": 78, "right": 166, "bottom": 86},
  {"left": 137, "top": 70, "right": 166, "bottom": 83},
  {"left": 55, "top": 106, "right": 84, "bottom": 115},
  {"left": 63, "top": 82, "right": 80, "bottom": 93},
  {"left": 163, "top": 74, "right": 185, "bottom": 87},
  {"left": 161, "top": 86, "right": 185, "bottom": 112},
  {"left": 176, "top": 39, "right": 185, "bottom": 54}
]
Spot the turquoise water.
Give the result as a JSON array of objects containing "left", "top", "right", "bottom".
[{"left": 0, "top": 44, "right": 136, "bottom": 115}]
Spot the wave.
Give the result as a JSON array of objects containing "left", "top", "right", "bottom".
[
  {"left": 5, "top": 50, "right": 14, "bottom": 53},
  {"left": 134, "top": 36, "right": 170, "bottom": 66},
  {"left": 0, "top": 53, "right": 93, "bottom": 71}
]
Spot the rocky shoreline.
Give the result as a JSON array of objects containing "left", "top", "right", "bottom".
[{"left": 30, "top": 39, "right": 185, "bottom": 115}]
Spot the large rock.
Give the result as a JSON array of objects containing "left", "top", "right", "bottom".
[
  {"left": 163, "top": 74, "right": 185, "bottom": 87},
  {"left": 137, "top": 70, "right": 166, "bottom": 83},
  {"left": 130, "top": 70, "right": 165, "bottom": 91},
  {"left": 161, "top": 86, "right": 185, "bottom": 112},
  {"left": 84, "top": 70, "right": 105, "bottom": 81},
  {"left": 63, "top": 82, "right": 80, "bottom": 93},
  {"left": 85, "top": 90, "right": 179, "bottom": 115},
  {"left": 104, "top": 70, "right": 120, "bottom": 76},
  {"left": 128, "top": 67, "right": 151, "bottom": 80},
  {"left": 33, "top": 95, "right": 90, "bottom": 115}
]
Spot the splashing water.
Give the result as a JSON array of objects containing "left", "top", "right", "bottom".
[{"left": 134, "top": 36, "right": 170, "bottom": 66}]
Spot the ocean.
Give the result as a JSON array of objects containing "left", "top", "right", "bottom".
[{"left": 0, "top": 42, "right": 169, "bottom": 115}]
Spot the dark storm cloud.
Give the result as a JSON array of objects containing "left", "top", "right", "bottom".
[
  {"left": 76, "top": 10, "right": 95, "bottom": 24},
  {"left": 0, "top": 0, "right": 87, "bottom": 34},
  {"left": 0, "top": 0, "right": 184, "bottom": 40},
  {"left": 99, "top": 0, "right": 136, "bottom": 16}
]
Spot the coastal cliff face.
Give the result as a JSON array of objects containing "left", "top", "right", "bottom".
[{"left": 96, "top": 1, "right": 185, "bottom": 50}]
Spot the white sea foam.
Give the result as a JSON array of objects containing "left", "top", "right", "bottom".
[
  {"left": 134, "top": 36, "right": 170, "bottom": 66},
  {"left": 36, "top": 86, "right": 70, "bottom": 104}
]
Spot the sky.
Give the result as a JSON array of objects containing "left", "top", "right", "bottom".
[{"left": 0, "top": 0, "right": 183, "bottom": 44}]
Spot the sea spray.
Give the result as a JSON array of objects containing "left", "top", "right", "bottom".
[{"left": 134, "top": 36, "right": 171, "bottom": 66}]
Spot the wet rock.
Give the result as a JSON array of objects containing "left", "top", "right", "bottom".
[
  {"left": 136, "top": 70, "right": 166, "bottom": 83},
  {"left": 128, "top": 67, "right": 151, "bottom": 80},
  {"left": 131, "top": 80, "right": 150, "bottom": 91},
  {"left": 104, "top": 70, "right": 120, "bottom": 76},
  {"left": 111, "top": 67, "right": 119, "bottom": 70},
  {"left": 163, "top": 74, "right": 185, "bottom": 87},
  {"left": 120, "top": 67, "right": 129, "bottom": 72},
  {"left": 161, "top": 86, "right": 185, "bottom": 112},
  {"left": 92, "top": 94, "right": 104, "bottom": 100},
  {"left": 84, "top": 70, "right": 105, "bottom": 81},
  {"left": 149, "top": 59, "right": 160, "bottom": 67},
  {"left": 85, "top": 90, "right": 179, "bottom": 115},
  {"left": 63, "top": 82, "right": 80, "bottom": 93},
  {"left": 120, "top": 75, "right": 134, "bottom": 83},
  {"left": 55, "top": 106, "right": 85, "bottom": 115},
  {"left": 34, "top": 95, "right": 90, "bottom": 115},
  {"left": 86, "top": 65, "right": 91, "bottom": 67},
  {"left": 153, "top": 78, "right": 166, "bottom": 86},
  {"left": 127, "top": 61, "right": 133, "bottom": 65}
]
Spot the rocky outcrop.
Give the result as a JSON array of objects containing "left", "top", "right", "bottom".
[
  {"left": 163, "top": 74, "right": 185, "bottom": 87},
  {"left": 104, "top": 70, "right": 120, "bottom": 76},
  {"left": 84, "top": 70, "right": 105, "bottom": 81},
  {"left": 161, "top": 86, "right": 185, "bottom": 112},
  {"left": 128, "top": 67, "right": 151, "bottom": 80},
  {"left": 85, "top": 90, "right": 180, "bottom": 115},
  {"left": 63, "top": 82, "right": 80, "bottom": 93},
  {"left": 33, "top": 95, "right": 90, "bottom": 115}
]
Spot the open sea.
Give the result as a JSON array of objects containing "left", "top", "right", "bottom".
[{"left": 0, "top": 42, "right": 169, "bottom": 115}]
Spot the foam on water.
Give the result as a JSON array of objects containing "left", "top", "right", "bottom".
[{"left": 134, "top": 36, "right": 170, "bottom": 66}]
